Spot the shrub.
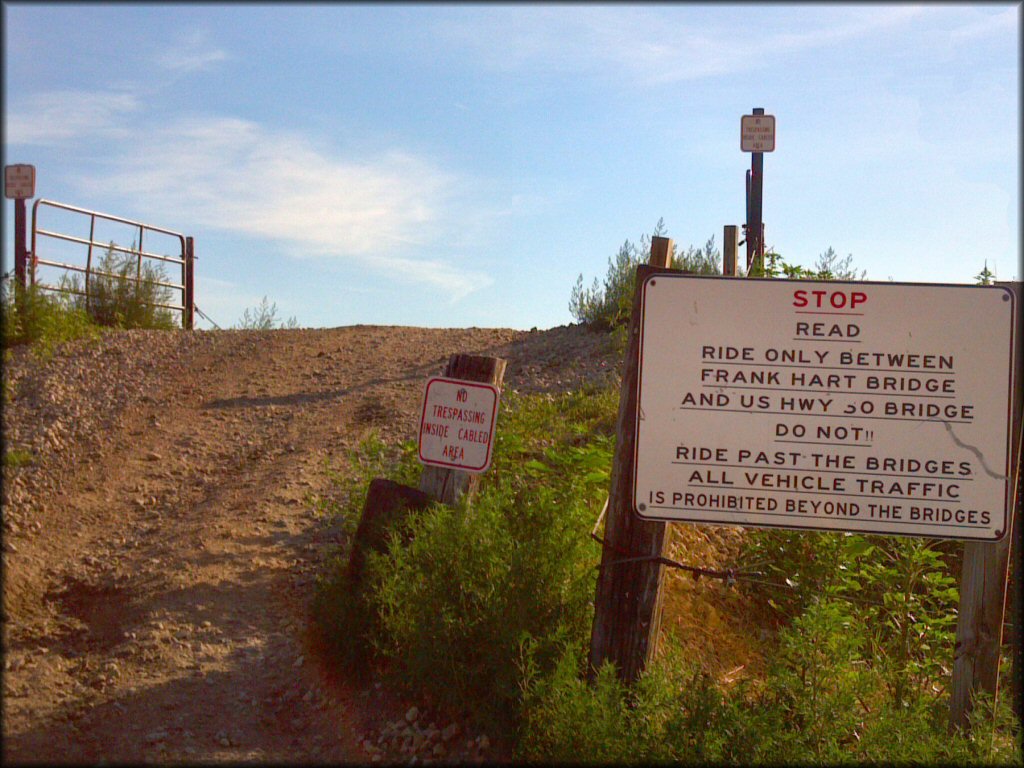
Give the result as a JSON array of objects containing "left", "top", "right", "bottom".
[
  {"left": 62, "top": 242, "right": 179, "bottom": 330},
  {"left": 236, "top": 296, "right": 298, "bottom": 329},
  {"left": 569, "top": 219, "right": 721, "bottom": 330},
  {"left": 1, "top": 279, "right": 100, "bottom": 356},
  {"left": 313, "top": 380, "right": 1020, "bottom": 765},
  {"left": 314, "top": 387, "right": 615, "bottom": 734}
]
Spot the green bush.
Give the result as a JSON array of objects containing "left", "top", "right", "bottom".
[
  {"left": 1, "top": 280, "right": 100, "bottom": 356},
  {"left": 1, "top": 240, "right": 180, "bottom": 356},
  {"left": 236, "top": 296, "right": 298, "bottom": 329},
  {"left": 750, "top": 246, "right": 866, "bottom": 281},
  {"left": 314, "top": 387, "right": 615, "bottom": 733},
  {"left": 518, "top": 611, "right": 1019, "bottom": 765},
  {"left": 59, "top": 242, "right": 178, "bottom": 330},
  {"left": 313, "top": 381, "right": 1020, "bottom": 764},
  {"left": 310, "top": 433, "right": 421, "bottom": 675},
  {"left": 569, "top": 219, "right": 721, "bottom": 329}
]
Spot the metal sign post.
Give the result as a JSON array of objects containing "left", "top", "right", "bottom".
[
  {"left": 5, "top": 164, "right": 36, "bottom": 290},
  {"left": 741, "top": 110, "right": 775, "bottom": 272}
]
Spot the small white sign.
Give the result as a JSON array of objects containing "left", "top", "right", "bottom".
[
  {"left": 419, "top": 377, "right": 500, "bottom": 473},
  {"left": 633, "top": 275, "right": 1016, "bottom": 541},
  {"left": 741, "top": 115, "right": 775, "bottom": 152},
  {"left": 4, "top": 164, "right": 36, "bottom": 199}
]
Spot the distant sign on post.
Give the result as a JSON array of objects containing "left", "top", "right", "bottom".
[
  {"left": 419, "top": 377, "right": 500, "bottom": 473},
  {"left": 4, "top": 164, "right": 36, "bottom": 199},
  {"left": 633, "top": 275, "right": 1016, "bottom": 541},
  {"left": 741, "top": 114, "right": 775, "bottom": 152}
]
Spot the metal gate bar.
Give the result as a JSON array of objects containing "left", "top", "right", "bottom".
[{"left": 30, "top": 199, "right": 194, "bottom": 329}]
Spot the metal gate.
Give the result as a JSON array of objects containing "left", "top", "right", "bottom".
[{"left": 30, "top": 199, "right": 195, "bottom": 329}]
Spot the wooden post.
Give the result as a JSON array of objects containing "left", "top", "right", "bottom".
[
  {"left": 588, "top": 245, "right": 676, "bottom": 684},
  {"left": 650, "top": 236, "right": 672, "bottom": 269},
  {"left": 418, "top": 353, "right": 506, "bottom": 506},
  {"left": 723, "top": 225, "right": 738, "bottom": 277},
  {"left": 949, "top": 282, "right": 1022, "bottom": 732},
  {"left": 184, "top": 237, "right": 195, "bottom": 330},
  {"left": 14, "top": 198, "right": 27, "bottom": 291}
]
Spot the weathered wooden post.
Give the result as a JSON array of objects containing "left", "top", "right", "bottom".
[
  {"left": 588, "top": 237, "right": 676, "bottom": 684},
  {"left": 949, "top": 282, "right": 1022, "bottom": 732},
  {"left": 4, "top": 164, "right": 35, "bottom": 294},
  {"left": 723, "top": 225, "right": 739, "bottom": 277}
]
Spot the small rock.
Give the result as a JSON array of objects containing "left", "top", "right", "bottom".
[
  {"left": 405, "top": 706, "right": 419, "bottom": 723},
  {"left": 146, "top": 452, "right": 162, "bottom": 461},
  {"left": 293, "top": 655, "right": 304, "bottom": 668},
  {"left": 442, "top": 723, "right": 460, "bottom": 742}
]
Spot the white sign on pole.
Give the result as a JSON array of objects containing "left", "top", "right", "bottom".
[
  {"left": 419, "top": 377, "right": 500, "bottom": 473},
  {"left": 741, "top": 114, "right": 775, "bottom": 152},
  {"left": 4, "top": 164, "right": 36, "bottom": 199},
  {"left": 633, "top": 275, "right": 1016, "bottom": 541}
]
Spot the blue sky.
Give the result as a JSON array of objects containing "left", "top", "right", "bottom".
[{"left": 3, "top": 3, "right": 1019, "bottom": 330}]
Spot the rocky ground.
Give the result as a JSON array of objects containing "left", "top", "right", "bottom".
[{"left": 1, "top": 323, "right": 625, "bottom": 764}]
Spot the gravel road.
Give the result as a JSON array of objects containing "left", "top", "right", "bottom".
[{"left": 1, "top": 323, "right": 618, "bottom": 764}]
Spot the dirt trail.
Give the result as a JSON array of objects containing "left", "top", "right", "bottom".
[{"left": 2, "top": 324, "right": 617, "bottom": 764}]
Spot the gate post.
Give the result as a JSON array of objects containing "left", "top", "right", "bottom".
[
  {"left": 184, "top": 236, "right": 195, "bottom": 330},
  {"left": 14, "top": 198, "right": 28, "bottom": 291}
]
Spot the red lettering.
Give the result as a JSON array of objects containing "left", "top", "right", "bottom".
[{"left": 794, "top": 289, "right": 868, "bottom": 310}]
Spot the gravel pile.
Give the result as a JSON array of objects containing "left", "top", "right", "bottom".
[{"left": 1, "top": 329, "right": 222, "bottom": 534}]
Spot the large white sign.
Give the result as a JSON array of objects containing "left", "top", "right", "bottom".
[
  {"left": 419, "top": 377, "right": 500, "bottom": 473},
  {"left": 4, "top": 164, "right": 35, "bottom": 199},
  {"left": 741, "top": 114, "right": 775, "bottom": 152},
  {"left": 633, "top": 275, "right": 1016, "bottom": 541}
]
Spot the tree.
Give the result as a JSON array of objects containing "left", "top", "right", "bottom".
[
  {"left": 569, "top": 219, "right": 722, "bottom": 329},
  {"left": 975, "top": 262, "right": 995, "bottom": 285}
]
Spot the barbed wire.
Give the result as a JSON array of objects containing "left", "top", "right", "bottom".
[{"left": 589, "top": 497, "right": 954, "bottom": 611}]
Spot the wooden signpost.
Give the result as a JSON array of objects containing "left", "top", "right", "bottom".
[
  {"left": 5, "top": 164, "right": 36, "bottom": 292},
  {"left": 589, "top": 237, "right": 676, "bottom": 683},
  {"left": 348, "top": 353, "right": 505, "bottom": 587},
  {"left": 418, "top": 354, "right": 506, "bottom": 506},
  {"left": 949, "top": 281, "right": 1022, "bottom": 731}
]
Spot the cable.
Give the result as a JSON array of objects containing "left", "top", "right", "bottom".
[{"left": 194, "top": 305, "right": 222, "bottom": 330}]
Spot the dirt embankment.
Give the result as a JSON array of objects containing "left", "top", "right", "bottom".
[{"left": 1, "top": 324, "right": 620, "bottom": 764}]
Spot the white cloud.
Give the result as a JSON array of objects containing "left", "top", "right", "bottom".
[
  {"left": 155, "top": 30, "right": 228, "bottom": 73},
  {"left": 5, "top": 89, "right": 139, "bottom": 145},
  {"left": 435, "top": 6, "right": 928, "bottom": 85},
  {"left": 75, "top": 117, "right": 491, "bottom": 300}
]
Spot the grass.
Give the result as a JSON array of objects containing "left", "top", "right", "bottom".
[
  {"left": 1, "top": 243, "right": 181, "bottom": 359},
  {"left": 2, "top": 448, "right": 34, "bottom": 469},
  {"left": 311, "top": 381, "right": 1022, "bottom": 764}
]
